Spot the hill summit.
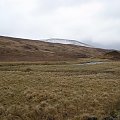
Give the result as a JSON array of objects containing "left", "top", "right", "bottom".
[{"left": 43, "top": 38, "right": 91, "bottom": 47}]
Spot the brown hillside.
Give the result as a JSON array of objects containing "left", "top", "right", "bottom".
[
  {"left": 0, "top": 36, "right": 108, "bottom": 61},
  {"left": 104, "top": 50, "right": 120, "bottom": 60}
]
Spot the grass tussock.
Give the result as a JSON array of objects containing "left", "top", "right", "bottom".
[{"left": 0, "top": 60, "right": 120, "bottom": 120}]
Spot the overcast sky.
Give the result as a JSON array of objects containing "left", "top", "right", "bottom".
[{"left": 0, "top": 0, "right": 120, "bottom": 49}]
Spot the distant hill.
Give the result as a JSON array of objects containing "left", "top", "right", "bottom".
[
  {"left": 0, "top": 36, "right": 108, "bottom": 61},
  {"left": 104, "top": 50, "right": 120, "bottom": 60}
]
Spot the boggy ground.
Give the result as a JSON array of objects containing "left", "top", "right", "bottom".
[{"left": 0, "top": 60, "right": 120, "bottom": 120}]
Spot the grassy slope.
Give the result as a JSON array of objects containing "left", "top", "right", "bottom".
[
  {"left": 0, "top": 36, "right": 108, "bottom": 61},
  {"left": 0, "top": 61, "right": 119, "bottom": 120},
  {"left": 104, "top": 51, "right": 120, "bottom": 60}
]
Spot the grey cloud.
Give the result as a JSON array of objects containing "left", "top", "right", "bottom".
[
  {"left": 100, "top": 0, "right": 120, "bottom": 19},
  {"left": 0, "top": 0, "right": 120, "bottom": 50},
  {"left": 83, "top": 39, "right": 120, "bottom": 50},
  {"left": 34, "top": 0, "right": 91, "bottom": 15}
]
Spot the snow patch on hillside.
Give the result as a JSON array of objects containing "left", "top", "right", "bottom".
[{"left": 43, "top": 38, "right": 91, "bottom": 47}]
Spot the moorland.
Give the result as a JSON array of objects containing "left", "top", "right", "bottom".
[{"left": 0, "top": 36, "right": 119, "bottom": 120}]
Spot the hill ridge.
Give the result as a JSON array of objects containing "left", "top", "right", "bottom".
[{"left": 43, "top": 38, "right": 92, "bottom": 47}]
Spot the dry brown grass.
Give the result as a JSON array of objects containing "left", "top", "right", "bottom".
[{"left": 0, "top": 60, "right": 119, "bottom": 120}]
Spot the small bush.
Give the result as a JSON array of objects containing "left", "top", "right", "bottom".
[{"left": 24, "top": 68, "right": 32, "bottom": 72}]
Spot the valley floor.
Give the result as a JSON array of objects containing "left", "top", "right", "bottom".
[{"left": 0, "top": 59, "right": 120, "bottom": 120}]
